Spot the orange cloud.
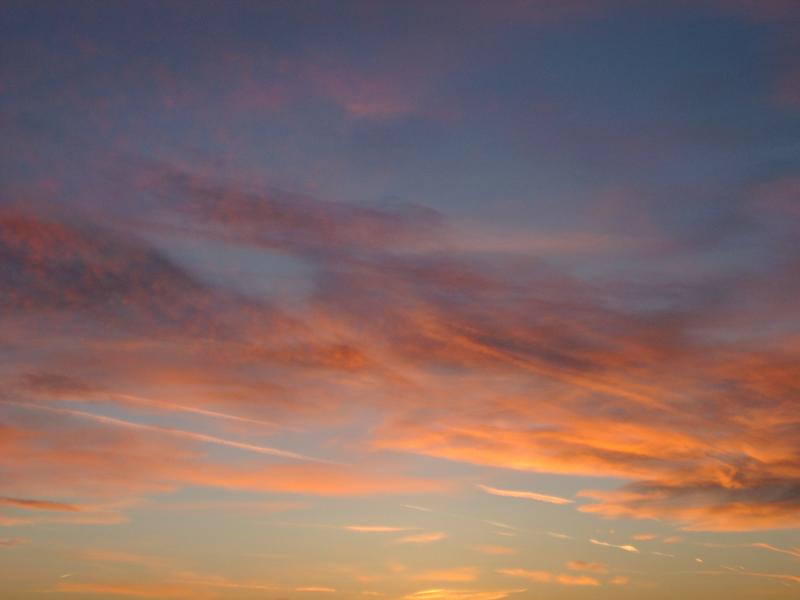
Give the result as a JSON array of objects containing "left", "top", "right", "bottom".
[
  {"left": 0, "top": 415, "right": 448, "bottom": 519},
  {"left": 345, "top": 526, "right": 414, "bottom": 533},
  {"left": 0, "top": 496, "right": 81, "bottom": 512},
  {"left": 555, "top": 574, "right": 600, "bottom": 587},
  {"left": 566, "top": 560, "right": 607, "bottom": 574},
  {"left": 579, "top": 487, "right": 800, "bottom": 532},
  {"left": 52, "top": 581, "right": 203, "bottom": 599},
  {"left": 5, "top": 160, "right": 800, "bottom": 544},
  {"left": 471, "top": 545, "right": 515, "bottom": 555},
  {"left": 404, "top": 589, "right": 525, "bottom": 600},
  {"left": 396, "top": 532, "right": 448, "bottom": 544},
  {"left": 414, "top": 567, "right": 478, "bottom": 583},
  {"left": 497, "top": 569, "right": 599, "bottom": 587}
]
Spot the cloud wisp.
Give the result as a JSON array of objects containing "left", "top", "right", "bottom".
[
  {"left": 1, "top": 400, "right": 328, "bottom": 464},
  {"left": 589, "top": 539, "right": 640, "bottom": 554},
  {"left": 477, "top": 484, "right": 573, "bottom": 506}
]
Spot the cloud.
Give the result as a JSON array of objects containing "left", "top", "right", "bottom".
[
  {"left": 555, "top": 575, "right": 600, "bottom": 586},
  {"left": 404, "top": 589, "right": 525, "bottom": 600},
  {"left": 4, "top": 159, "right": 800, "bottom": 541},
  {"left": 484, "top": 521, "right": 517, "bottom": 532},
  {"left": 150, "top": 500, "right": 308, "bottom": 513},
  {"left": 0, "top": 538, "right": 27, "bottom": 547},
  {"left": 4, "top": 400, "right": 328, "bottom": 463},
  {"left": 18, "top": 372, "right": 97, "bottom": 397},
  {"left": 0, "top": 513, "right": 128, "bottom": 527},
  {"left": 699, "top": 542, "right": 800, "bottom": 559},
  {"left": 497, "top": 569, "right": 599, "bottom": 587},
  {"left": 589, "top": 539, "right": 639, "bottom": 553},
  {"left": 579, "top": 482, "right": 800, "bottom": 531},
  {"left": 109, "top": 393, "right": 282, "bottom": 429},
  {"left": 395, "top": 531, "right": 448, "bottom": 544},
  {"left": 0, "top": 209, "right": 203, "bottom": 320},
  {"left": 0, "top": 497, "right": 82, "bottom": 512},
  {"left": 344, "top": 526, "right": 415, "bottom": 533},
  {"left": 51, "top": 581, "right": 203, "bottom": 599},
  {"left": 700, "top": 569, "right": 800, "bottom": 585},
  {"left": 566, "top": 560, "right": 607, "bottom": 574},
  {"left": 402, "top": 504, "right": 433, "bottom": 512},
  {"left": 0, "top": 492, "right": 127, "bottom": 528},
  {"left": 140, "top": 163, "right": 444, "bottom": 257},
  {"left": 471, "top": 545, "right": 515, "bottom": 555},
  {"left": 0, "top": 416, "right": 447, "bottom": 507},
  {"left": 17, "top": 378, "right": 283, "bottom": 429},
  {"left": 3, "top": 4, "right": 800, "bottom": 599},
  {"left": 187, "top": 464, "right": 448, "bottom": 497},
  {"left": 477, "top": 484, "right": 573, "bottom": 505},
  {"left": 415, "top": 567, "right": 478, "bottom": 583}
]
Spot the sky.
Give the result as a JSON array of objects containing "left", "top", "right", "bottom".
[{"left": 1, "top": 1, "right": 800, "bottom": 598}]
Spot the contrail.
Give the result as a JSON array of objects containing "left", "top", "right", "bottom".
[
  {"left": 111, "top": 393, "right": 284, "bottom": 429},
  {"left": 1, "top": 401, "right": 329, "bottom": 464},
  {"left": 478, "top": 483, "right": 573, "bottom": 505},
  {"left": 699, "top": 542, "right": 800, "bottom": 559},
  {"left": 590, "top": 538, "right": 639, "bottom": 553}
]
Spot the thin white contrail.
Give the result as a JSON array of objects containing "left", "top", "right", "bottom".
[
  {"left": 699, "top": 542, "right": 800, "bottom": 559},
  {"left": 1, "top": 400, "right": 329, "bottom": 464},
  {"left": 111, "top": 393, "right": 284, "bottom": 429},
  {"left": 590, "top": 538, "right": 639, "bottom": 553}
]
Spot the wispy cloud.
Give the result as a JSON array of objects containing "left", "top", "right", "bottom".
[
  {"left": 477, "top": 484, "right": 573, "bottom": 505},
  {"left": 110, "top": 393, "right": 283, "bottom": 429},
  {"left": 51, "top": 581, "right": 202, "bottom": 598},
  {"left": 414, "top": 567, "right": 478, "bottom": 582},
  {"left": 471, "top": 545, "right": 515, "bottom": 555},
  {"left": 700, "top": 569, "right": 800, "bottom": 585},
  {"left": 497, "top": 569, "right": 599, "bottom": 586},
  {"left": 589, "top": 539, "right": 639, "bottom": 553},
  {"left": 2, "top": 401, "right": 327, "bottom": 463},
  {"left": 402, "top": 504, "right": 433, "bottom": 512},
  {"left": 699, "top": 542, "right": 800, "bottom": 559},
  {"left": 395, "top": 531, "right": 447, "bottom": 544},
  {"left": 0, "top": 497, "right": 81, "bottom": 512},
  {"left": 566, "top": 560, "right": 607, "bottom": 574},
  {"left": 344, "top": 525, "right": 415, "bottom": 533},
  {"left": 404, "top": 589, "right": 526, "bottom": 600}
]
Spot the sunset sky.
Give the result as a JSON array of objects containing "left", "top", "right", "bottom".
[{"left": 1, "top": 1, "right": 800, "bottom": 598}]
